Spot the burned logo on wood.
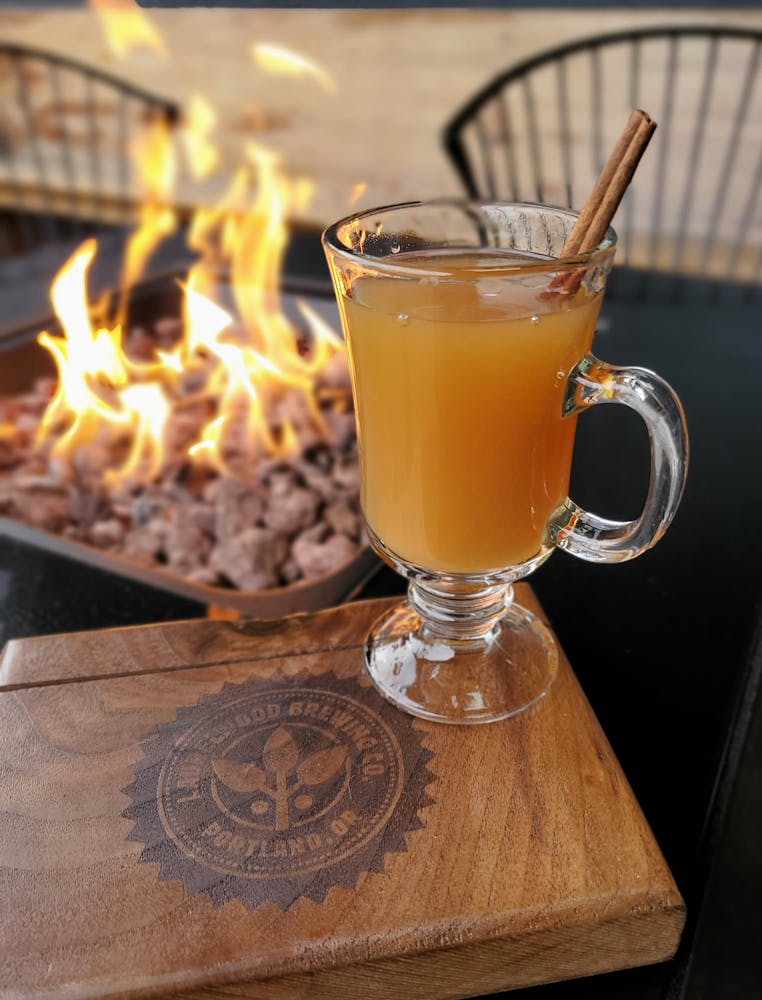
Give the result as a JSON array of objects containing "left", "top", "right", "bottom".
[{"left": 123, "top": 674, "right": 436, "bottom": 910}]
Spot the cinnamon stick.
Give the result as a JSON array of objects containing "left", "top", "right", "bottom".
[{"left": 551, "top": 109, "right": 656, "bottom": 294}]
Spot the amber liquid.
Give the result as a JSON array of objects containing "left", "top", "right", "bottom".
[{"left": 339, "top": 251, "right": 603, "bottom": 573}]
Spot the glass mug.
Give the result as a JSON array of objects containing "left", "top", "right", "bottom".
[{"left": 322, "top": 201, "right": 688, "bottom": 724}]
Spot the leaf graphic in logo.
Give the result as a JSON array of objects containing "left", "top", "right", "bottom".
[
  {"left": 263, "top": 727, "right": 299, "bottom": 776},
  {"left": 296, "top": 744, "right": 348, "bottom": 787},
  {"left": 213, "top": 758, "right": 268, "bottom": 793}
]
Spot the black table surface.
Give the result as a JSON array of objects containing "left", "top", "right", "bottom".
[{"left": 1, "top": 242, "right": 760, "bottom": 999}]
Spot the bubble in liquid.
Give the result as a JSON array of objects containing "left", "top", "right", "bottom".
[
  {"left": 397, "top": 313, "right": 410, "bottom": 326},
  {"left": 391, "top": 244, "right": 401, "bottom": 254},
  {"left": 531, "top": 315, "right": 541, "bottom": 325}
]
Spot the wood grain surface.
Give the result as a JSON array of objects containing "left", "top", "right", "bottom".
[{"left": 0, "top": 589, "right": 685, "bottom": 999}]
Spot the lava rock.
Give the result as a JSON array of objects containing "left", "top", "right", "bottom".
[
  {"left": 90, "top": 518, "right": 126, "bottom": 548},
  {"left": 263, "top": 486, "right": 320, "bottom": 536},
  {"left": 166, "top": 513, "right": 211, "bottom": 573},
  {"left": 124, "top": 521, "right": 167, "bottom": 565},
  {"left": 214, "top": 477, "right": 266, "bottom": 542},
  {"left": 324, "top": 500, "right": 362, "bottom": 539},
  {"left": 292, "top": 529, "right": 358, "bottom": 579},
  {"left": 211, "top": 527, "right": 289, "bottom": 590}
]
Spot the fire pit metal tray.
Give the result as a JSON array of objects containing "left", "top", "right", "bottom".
[{"left": 0, "top": 268, "right": 379, "bottom": 616}]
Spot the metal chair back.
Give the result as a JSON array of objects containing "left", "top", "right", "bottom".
[
  {"left": 443, "top": 26, "right": 762, "bottom": 292},
  {"left": 0, "top": 42, "right": 178, "bottom": 256}
]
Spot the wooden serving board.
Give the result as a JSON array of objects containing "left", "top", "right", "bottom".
[{"left": 0, "top": 589, "right": 684, "bottom": 1000}]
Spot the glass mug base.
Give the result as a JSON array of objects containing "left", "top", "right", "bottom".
[{"left": 364, "top": 595, "right": 559, "bottom": 725}]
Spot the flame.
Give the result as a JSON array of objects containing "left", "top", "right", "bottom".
[
  {"left": 120, "top": 115, "right": 177, "bottom": 311},
  {"left": 182, "top": 281, "right": 234, "bottom": 354},
  {"left": 188, "top": 415, "right": 226, "bottom": 471},
  {"left": 275, "top": 418, "right": 300, "bottom": 459},
  {"left": 181, "top": 95, "right": 220, "bottom": 181},
  {"left": 250, "top": 42, "right": 336, "bottom": 94},
  {"left": 89, "top": 0, "right": 166, "bottom": 59},
  {"left": 34, "top": 66, "right": 348, "bottom": 488},
  {"left": 297, "top": 300, "right": 345, "bottom": 373},
  {"left": 117, "top": 384, "right": 171, "bottom": 483},
  {"left": 348, "top": 182, "right": 367, "bottom": 206},
  {"left": 37, "top": 240, "right": 130, "bottom": 466},
  {"left": 35, "top": 229, "right": 345, "bottom": 484}
]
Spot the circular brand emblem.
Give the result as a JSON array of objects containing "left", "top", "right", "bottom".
[{"left": 124, "top": 674, "right": 435, "bottom": 910}]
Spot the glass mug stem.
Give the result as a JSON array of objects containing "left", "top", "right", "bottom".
[{"left": 409, "top": 580, "right": 512, "bottom": 645}]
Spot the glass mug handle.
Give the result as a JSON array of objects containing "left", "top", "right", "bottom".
[{"left": 549, "top": 354, "right": 689, "bottom": 563}]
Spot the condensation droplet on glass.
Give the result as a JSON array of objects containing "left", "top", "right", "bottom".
[
  {"left": 556, "top": 369, "right": 565, "bottom": 379},
  {"left": 531, "top": 315, "right": 541, "bottom": 325},
  {"left": 397, "top": 313, "right": 410, "bottom": 326}
]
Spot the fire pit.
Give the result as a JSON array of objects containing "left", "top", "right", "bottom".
[
  {"left": 0, "top": 271, "right": 375, "bottom": 616},
  {"left": 0, "top": 22, "right": 388, "bottom": 615},
  {"left": 0, "top": 114, "right": 376, "bottom": 615}
]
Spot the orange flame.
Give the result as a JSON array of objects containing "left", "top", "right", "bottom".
[
  {"left": 181, "top": 95, "right": 220, "bottom": 181},
  {"left": 35, "top": 79, "right": 348, "bottom": 486},
  {"left": 121, "top": 115, "right": 177, "bottom": 312},
  {"left": 90, "top": 0, "right": 166, "bottom": 59},
  {"left": 348, "top": 182, "right": 368, "bottom": 206},
  {"left": 37, "top": 240, "right": 130, "bottom": 466},
  {"left": 250, "top": 42, "right": 336, "bottom": 94},
  {"left": 297, "top": 300, "right": 345, "bottom": 374},
  {"left": 117, "top": 384, "right": 171, "bottom": 484}
]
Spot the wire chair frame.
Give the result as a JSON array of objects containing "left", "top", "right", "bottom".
[
  {"left": 443, "top": 25, "right": 762, "bottom": 289},
  {"left": 0, "top": 42, "right": 179, "bottom": 255}
]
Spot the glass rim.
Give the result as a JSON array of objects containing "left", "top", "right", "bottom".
[{"left": 321, "top": 199, "right": 617, "bottom": 278}]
